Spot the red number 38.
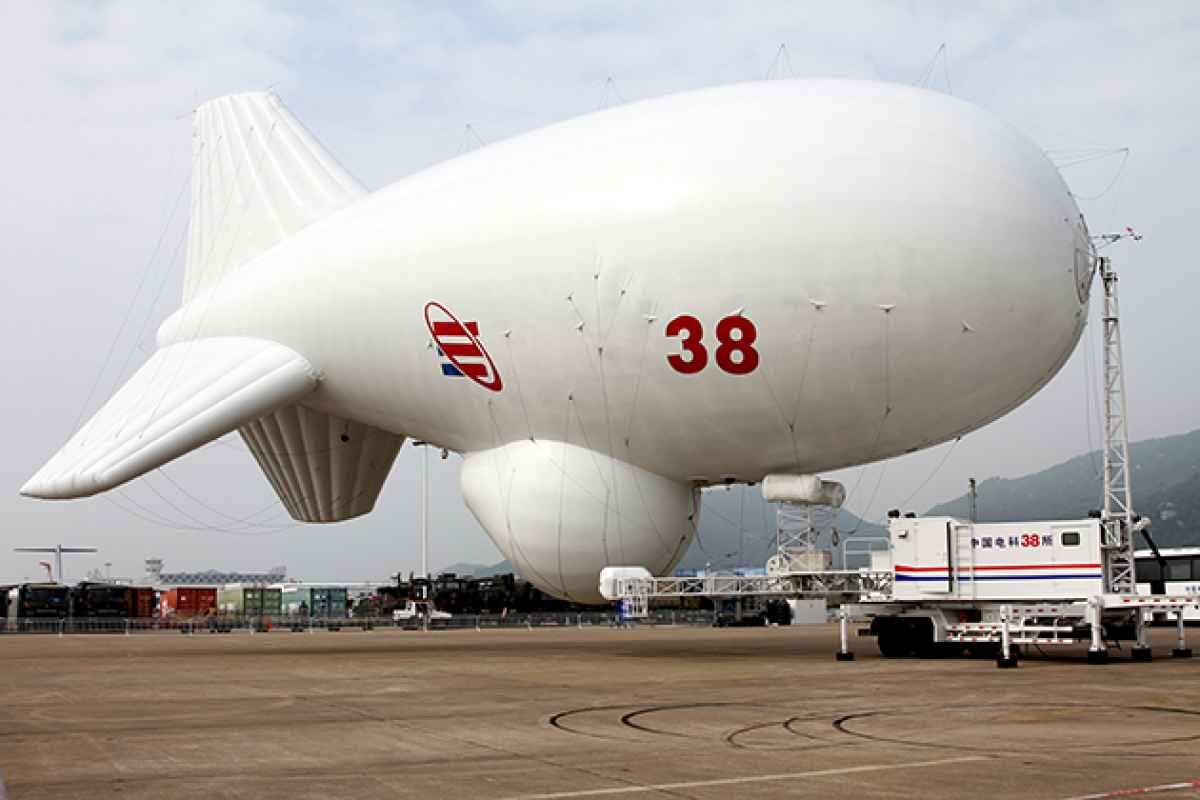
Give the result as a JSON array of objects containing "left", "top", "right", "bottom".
[{"left": 666, "top": 314, "right": 759, "bottom": 375}]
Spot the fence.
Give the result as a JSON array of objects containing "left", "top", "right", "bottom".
[{"left": 0, "top": 609, "right": 717, "bottom": 635}]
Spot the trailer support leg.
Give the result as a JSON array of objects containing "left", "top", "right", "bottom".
[
  {"left": 1173, "top": 611, "right": 1192, "bottom": 658},
  {"left": 997, "top": 606, "right": 1017, "bottom": 668},
  {"left": 836, "top": 607, "right": 855, "bottom": 661},
  {"left": 1132, "top": 610, "right": 1152, "bottom": 662},
  {"left": 1087, "top": 596, "right": 1108, "bottom": 664}
]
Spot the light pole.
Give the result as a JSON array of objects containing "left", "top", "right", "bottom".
[{"left": 421, "top": 442, "right": 429, "bottom": 579}]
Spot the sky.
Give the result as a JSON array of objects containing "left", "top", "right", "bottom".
[{"left": 3, "top": 1, "right": 1198, "bottom": 584}]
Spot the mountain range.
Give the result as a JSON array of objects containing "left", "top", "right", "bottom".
[{"left": 928, "top": 429, "right": 1200, "bottom": 548}]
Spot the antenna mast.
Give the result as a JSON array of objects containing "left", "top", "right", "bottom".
[{"left": 1097, "top": 253, "right": 1136, "bottom": 594}]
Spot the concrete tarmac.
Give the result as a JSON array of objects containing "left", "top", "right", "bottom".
[{"left": 0, "top": 624, "right": 1198, "bottom": 799}]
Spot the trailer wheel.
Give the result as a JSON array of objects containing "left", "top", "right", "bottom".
[
  {"left": 965, "top": 643, "right": 1000, "bottom": 659},
  {"left": 935, "top": 643, "right": 965, "bottom": 659},
  {"left": 877, "top": 632, "right": 912, "bottom": 658}
]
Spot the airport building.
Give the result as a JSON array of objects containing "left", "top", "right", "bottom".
[{"left": 143, "top": 558, "right": 289, "bottom": 587}]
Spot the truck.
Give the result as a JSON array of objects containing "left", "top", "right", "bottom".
[
  {"left": 6, "top": 583, "right": 70, "bottom": 628},
  {"left": 70, "top": 582, "right": 132, "bottom": 618}
]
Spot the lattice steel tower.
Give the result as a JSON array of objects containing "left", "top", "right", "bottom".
[{"left": 1098, "top": 256, "right": 1136, "bottom": 594}]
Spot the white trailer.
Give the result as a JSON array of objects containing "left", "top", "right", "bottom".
[
  {"left": 846, "top": 514, "right": 1198, "bottom": 665},
  {"left": 601, "top": 514, "right": 1199, "bottom": 667},
  {"left": 886, "top": 516, "right": 1104, "bottom": 602}
]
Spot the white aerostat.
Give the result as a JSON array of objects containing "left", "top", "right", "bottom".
[{"left": 23, "top": 80, "right": 1094, "bottom": 603}]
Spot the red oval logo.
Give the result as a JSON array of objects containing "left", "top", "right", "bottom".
[{"left": 424, "top": 302, "right": 503, "bottom": 392}]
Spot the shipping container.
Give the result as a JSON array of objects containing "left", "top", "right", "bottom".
[
  {"left": 129, "top": 586, "right": 157, "bottom": 619},
  {"left": 218, "top": 585, "right": 282, "bottom": 616},
  {"left": 159, "top": 587, "right": 218, "bottom": 618},
  {"left": 282, "top": 587, "right": 349, "bottom": 618}
]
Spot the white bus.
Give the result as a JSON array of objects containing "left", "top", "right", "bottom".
[{"left": 1136, "top": 547, "right": 1200, "bottom": 622}]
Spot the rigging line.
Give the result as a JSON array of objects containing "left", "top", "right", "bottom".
[
  {"left": 841, "top": 406, "right": 892, "bottom": 535},
  {"left": 562, "top": 293, "right": 615, "bottom": 492},
  {"left": 106, "top": 487, "right": 292, "bottom": 536},
  {"left": 625, "top": 462, "right": 680, "bottom": 557},
  {"left": 1072, "top": 148, "right": 1130, "bottom": 201},
  {"left": 760, "top": 491, "right": 774, "bottom": 563},
  {"left": 118, "top": 141, "right": 213, "bottom": 393},
  {"left": 503, "top": 334, "right": 534, "bottom": 439},
  {"left": 757, "top": 358, "right": 801, "bottom": 467},
  {"left": 154, "top": 466, "right": 293, "bottom": 530},
  {"left": 141, "top": 470, "right": 270, "bottom": 533},
  {"left": 105, "top": 491, "right": 211, "bottom": 531},
  {"left": 480, "top": 398, "right": 518, "bottom": 572},
  {"left": 71, "top": 143, "right": 200, "bottom": 437},
  {"left": 612, "top": 328, "right": 678, "bottom": 556},
  {"left": 597, "top": 271, "right": 635, "bottom": 353},
  {"left": 123, "top": 129, "right": 234, "bottom": 417},
  {"left": 557, "top": 395, "right": 572, "bottom": 591},
  {"left": 766, "top": 43, "right": 794, "bottom": 80},
  {"left": 567, "top": 393, "right": 615, "bottom": 497},
  {"left": 1045, "top": 145, "right": 1125, "bottom": 156},
  {"left": 916, "top": 43, "right": 946, "bottom": 88},
  {"left": 737, "top": 484, "right": 746, "bottom": 566},
  {"left": 596, "top": 342, "right": 626, "bottom": 562},
  {"left": 621, "top": 301, "right": 657, "bottom": 448},
  {"left": 787, "top": 311, "right": 821, "bottom": 428},
  {"left": 895, "top": 437, "right": 960, "bottom": 513},
  {"left": 844, "top": 304, "right": 894, "bottom": 517},
  {"left": 148, "top": 108, "right": 280, "bottom": 410},
  {"left": 1080, "top": 302, "right": 1102, "bottom": 479},
  {"left": 494, "top": 416, "right": 568, "bottom": 599},
  {"left": 848, "top": 458, "right": 889, "bottom": 536},
  {"left": 591, "top": 269, "right": 642, "bottom": 558},
  {"left": 564, "top": 293, "right": 611, "bottom": 467},
  {"left": 785, "top": 306, "right": 822, "bottom": 464},
  {"left": 143, "top": 121, "right": 281, "bottom": 435},
  {"left": 941, "top": 43, "right": 952, "bottom": 95},
  {"left": 1053, "top": 149, "right": 1128, "bottom": 169},
  {"left": 699, "top": 491, "right": 756, "bottom": 531},
  {"left": 487, "top": 401, "right": 567, "bottom": 597},
  {"left": 163, "top": 107, "right": 248, "bottom": 335},
  {"left": 457, "top": 124, "right": 478, "bottom": 155},
  {"left": 540, "top": 403, "right": 651, "bottom": 521},
  {"left": 883, "top": 309, "right": 892, "bottom": 416},
  {"left": 598, "top": 76, "right": 626, "bottom": 109}
]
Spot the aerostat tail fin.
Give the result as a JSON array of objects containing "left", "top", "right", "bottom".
[
  {"left": 21, "top": 337, "right": 318, "bottom": 499},
  {"left": 184, "top": 92, "right": 367, "bottom": 302}
]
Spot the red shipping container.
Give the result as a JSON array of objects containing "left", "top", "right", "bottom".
[
  {"left": 159, "top": 587, "right": 218, "bottom": 619},
  {"left": 129, "top": 586, "right": 157, "bottom": 618}
]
